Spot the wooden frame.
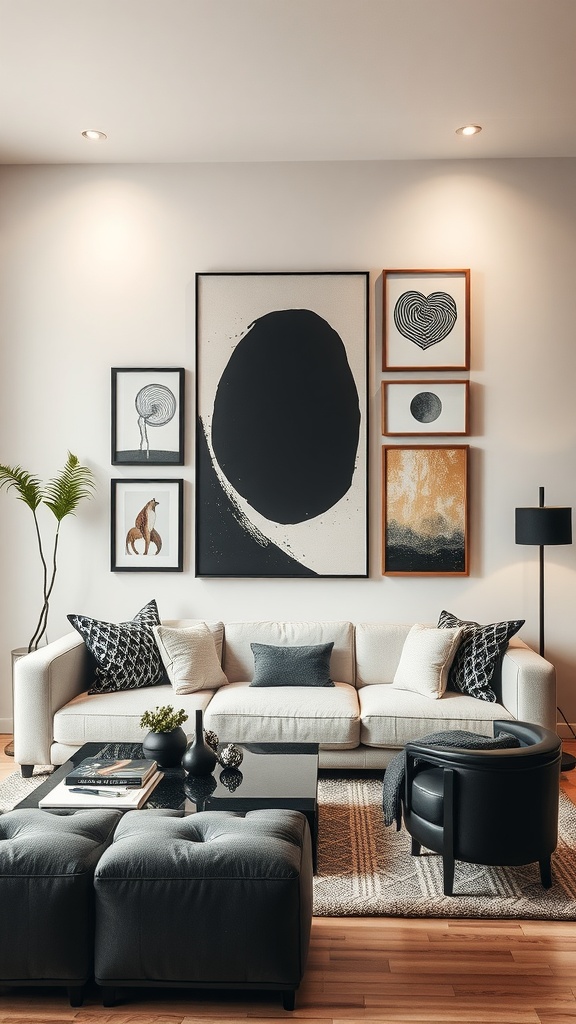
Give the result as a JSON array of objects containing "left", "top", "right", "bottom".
[
  {"left": 195, "top": 271, "right": 369, "bottom": 578},
  {"left": 383, "top": 269, "right": 470, "bottom": 371},
  {"left": 111, "top": 367, "right": 185, "bottom": 465},
  {"left": 382, "top": 445, "right": 469, "bottom": 576},
  {"left": 111, "top": 478, "right": 183, "bottom": 572},
  {"left": 382, "top": 380, "right": 469, "bottom": 436}
]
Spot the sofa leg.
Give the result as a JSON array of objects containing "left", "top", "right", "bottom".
[
  {"left": 442, "top": 853, "right": 455, "bottom": 896},
  {"left": 101, "top": 986, "right": 116, "bottom": 1007},
  {"left": 281, "top": 989, "right": 296, "bottom": 1010},
  {"left": 67, "top": 985, "right": 83, "bottom": 1007},
  {"left": 539, "top": 857, "right": 552, "bottom": 889},
  {"left": 20, "top": 765, "right": 34, "bottom": 778},
  {"left": 410, "top": 837, "right": 421, "bottom": 856}
]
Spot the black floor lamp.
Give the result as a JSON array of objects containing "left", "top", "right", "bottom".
[{"left": 515, "top": 486, "right": 575, "bottom": 772}]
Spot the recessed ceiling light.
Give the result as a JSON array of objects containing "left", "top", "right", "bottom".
[
  {"left": 456, "top": 125, "right": 482, "bottom": 137},
  {"left": 81, "top": 129, "right": 107, "bottom": 142}
]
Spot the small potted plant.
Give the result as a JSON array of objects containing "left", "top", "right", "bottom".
[{"left": 140, "top": 705, "right": 189, "bottom": 769}]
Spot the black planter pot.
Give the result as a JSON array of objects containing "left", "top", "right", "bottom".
[
  {"left": 182, "top": 709, "right": 218, "bottom": 776},
  {"left": 142, "top": 725, "right": 188, "bottom": 769}
]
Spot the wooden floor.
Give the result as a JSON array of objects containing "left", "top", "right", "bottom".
[{"left": 1, "top": 735, "right": 576, "bottom": 1024}]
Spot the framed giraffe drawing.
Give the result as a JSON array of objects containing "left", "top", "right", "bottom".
[{"left": 111, "top": 478, "right": 184, "bottom": 572}]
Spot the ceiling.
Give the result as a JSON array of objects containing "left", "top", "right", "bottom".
[{"left": 1, "top": 0, "right": 575, "bottom": 165}]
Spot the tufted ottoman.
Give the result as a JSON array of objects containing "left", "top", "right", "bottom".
[
  {"left": 0, "top": 808, "right": 122, "bottom": 1006},
  {"left": 94, "top": 808, "right": 313, "bottom": 1010}
]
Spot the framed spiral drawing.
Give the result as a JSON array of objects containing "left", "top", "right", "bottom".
[
  {"left": 383, "top": 270, "right": 470, "bottom": 371},
  {"left": 111, "top": 367, "right": 185, "bottom": 465}
]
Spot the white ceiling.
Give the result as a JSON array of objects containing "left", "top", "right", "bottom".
[{"left": 1, "top": 0, "right": 576, "bottom": 165}]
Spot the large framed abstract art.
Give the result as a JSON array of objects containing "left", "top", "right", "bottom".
[
  {"left": 382, "top": 445, "right": 469, "bottom": 576},
  {"left": 383, "top": 269, "right": 470, "bottom": 371},
  {"left": 195, "top": 271, "right": 369, "bottom": 577}
]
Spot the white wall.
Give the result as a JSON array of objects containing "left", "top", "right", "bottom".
[{"left": 1, "top": 158, "right": 575, "bottom": 731}]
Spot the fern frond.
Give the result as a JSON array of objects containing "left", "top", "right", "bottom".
[
  {"left": 42, "top": 452, "right": 96, "bottom": 522},
  {"left": 0, "top": 464, "right": 43, "bottom": 511}
]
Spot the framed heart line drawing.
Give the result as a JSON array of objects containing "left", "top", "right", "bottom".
[{"left": 382, "top": 269, "right": 470, "bottom": 371}]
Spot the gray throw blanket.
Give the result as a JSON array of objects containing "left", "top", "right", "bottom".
[{"left": 382, "top": 729, "right": 521, "bottom": 829}]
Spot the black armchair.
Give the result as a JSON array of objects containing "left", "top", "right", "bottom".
[{"left": 402, "top": 720, "right": 561, "bottom": 896}]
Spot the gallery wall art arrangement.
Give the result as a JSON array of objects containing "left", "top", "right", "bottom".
[
  {"left": 106, "top": 269, "right": 471, "bottom": 580},
  {"left": 381, "top": 269, "right": 471, "bottom": 577},
  {"left": 195, "top": 271, "right": 369, "bottom": 578}
]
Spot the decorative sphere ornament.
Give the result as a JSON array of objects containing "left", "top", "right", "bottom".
[
  {"left": 218, "top": 743, "right": 244, "bottom": 769},
  {"left": 204, "top": 729, "right": 219, "bottom": 752},
  {"left": 219, "top": 767, "right": 243, "bottom": 792}
]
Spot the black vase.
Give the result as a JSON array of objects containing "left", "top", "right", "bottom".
[
  {"left": 182, "top": 709, "right": 218, "bottom": 776},
  {"left": 142, "top": 725, "right": 188, "bottom": 769}
]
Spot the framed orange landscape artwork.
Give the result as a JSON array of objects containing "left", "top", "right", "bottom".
[{"left": 382, "top": 445, "right": 469, "bottom": 575}]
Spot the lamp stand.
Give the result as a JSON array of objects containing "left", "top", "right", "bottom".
[{"left": 535, "top": 489, "right": 576, "bottom": 773}]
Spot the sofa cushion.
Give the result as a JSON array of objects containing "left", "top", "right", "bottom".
[
  {"left": 358, "top": 683, "right": 514, "bottom": 749},
  {"left": 205, "top": 680, "right": 360, "bottom": 747},
  {"left": 222, "top": 621, "right": 354, "bottom": 685},
  {"left": 438, "top": 610, "right": 525, "bottom": 702},
  {"left": 153, "top": 622, "right": 228, "bottom": 693},
  {"left": 53, "top": 684, "right": 212, "bottom": 746},
  {"left": 161, "top": 619, "right": 225, "bottom": 660},
  {"left": 354, "top": 623, "right": 413, "bottom": 686},
  {"left": 68, "top": 599, "right": 164, "bottom": 694},
  {"left": 392, "top": 624, "right": 462, "bottom": 699},
  {"left": 250, "top": 642, "right": 334, "bottom": 688}
]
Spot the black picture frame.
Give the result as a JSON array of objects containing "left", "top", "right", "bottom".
[
  {"left": 111, "top": 478, "right": 184, "bottom": 572},
  {"left": 111, "top": 367, "right": 185, "bottom": 465},
  {"left": 195, "top": 271, "right": 369, "bottom": 578}
]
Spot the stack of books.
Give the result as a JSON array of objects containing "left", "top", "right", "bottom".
[{"left": 39, "top": 756, "right": 163, "bottom": 809}]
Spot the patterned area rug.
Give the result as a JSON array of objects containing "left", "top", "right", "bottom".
[
  {"left": 2, "top": 769, "right": 575, "bottom": 918},
  {"left": 0, "top": 766, "right": 53, "bottom": 812},
  {"left": 314, "top": 776, "right": 576, "bottom": 918}
]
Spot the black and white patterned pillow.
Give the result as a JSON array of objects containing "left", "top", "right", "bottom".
[
  {"left": 68, "top": 599, "right": 164, "bottom": 694},
  {"left": 438, "top": 609, "right": 525, "bottom": 702}
]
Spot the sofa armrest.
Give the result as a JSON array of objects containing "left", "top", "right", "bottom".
[
  {"left": 13, "top": 632, "right": 89, "bottom": 767},
  {"left": 500, "top": 638, "right": 556, "bottom": 732}
]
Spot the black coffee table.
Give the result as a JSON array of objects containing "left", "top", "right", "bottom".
[{"left": 16, "top": 740, "right": 320, "bottom": 868}]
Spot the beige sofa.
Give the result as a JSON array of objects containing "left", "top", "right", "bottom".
[{"left": 13, "top": 619, "right": 556, "bottom": 774}]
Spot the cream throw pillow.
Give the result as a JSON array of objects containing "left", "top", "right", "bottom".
[
  {"left": 153, "top": 622, "right": 228, "bottom": 694},
  {"left": 392, "top": 623, "right": 463, "bottom": 699}
]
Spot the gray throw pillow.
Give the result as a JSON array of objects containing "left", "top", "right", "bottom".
[
  {"left": 438, "top": 609, "right": 524, "bottom": 702},
  {"left": 249, "top": 642, "right": 335, "bottom": 687},
  {"left": 68, "top": 599, "right": 164, "bottom": 694}
]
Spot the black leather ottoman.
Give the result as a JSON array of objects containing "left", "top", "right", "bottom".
[
  {"left": 0, "top": 808, "right": 122, "bottom": 1006},
  {"left": 94, "top": 808, "right": 313, "bottom": 1010}
]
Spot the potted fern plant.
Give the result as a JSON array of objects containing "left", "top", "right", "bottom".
[{"left": 0, "top": 452, "right": 95, "bottom": 652}]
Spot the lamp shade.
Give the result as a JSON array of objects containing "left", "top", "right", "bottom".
[{"left": 515, "top": 506, "right": 572, "bottom": 546}]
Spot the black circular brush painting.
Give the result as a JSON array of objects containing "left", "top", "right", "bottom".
[{"left": 211, "top": 308, "right": 360, "bottom": 525}]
